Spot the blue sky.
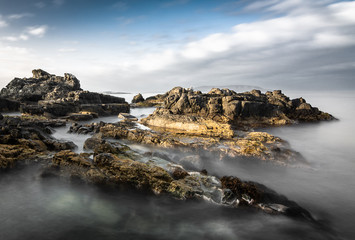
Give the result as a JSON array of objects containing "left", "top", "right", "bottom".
[{"left": 0, "top": 0, "right": 354, "bottom": 92}]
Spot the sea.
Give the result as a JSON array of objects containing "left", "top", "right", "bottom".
[{"left": 0, "top": 90, "right": 354, "bottom": 240}]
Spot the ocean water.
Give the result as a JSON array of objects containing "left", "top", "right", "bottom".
[{"left": 1, "top": 90, "right": 354, "bottom": 239}]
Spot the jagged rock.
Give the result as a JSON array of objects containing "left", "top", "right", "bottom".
[
  {"left": 141, "top": 87, "right": 335, "bottom": 131},
  {"left": 220, "top": 176, "right": 315, "bottom": 220},
  {"left": 0, "top": 70, "right": 129, "bottom": 117},
  {"left": 1, "top": 69, "right": 81, "bottom": 102},
  {"left": 132, "top": 93, "right": 145, "bottom": 103},
  {"left": 0, "top": 116, "right": 75, "bottom": 168}
]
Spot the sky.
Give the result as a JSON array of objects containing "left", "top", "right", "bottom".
[{"left": 0, "top": 0, "right": 354, "bottom": 92}]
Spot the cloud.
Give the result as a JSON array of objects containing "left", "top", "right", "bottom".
[
  {"left": 0, "top": 15, "right": 7, "bottom": 28},
  {"left": 8, "top": 13, "right": 33, "bottom": 20},
  {"left": 109, "top": 0, "right": 355, "bottom": 91},
  {"left": 26, "top": 25, "right": 48, "bottom": 37}
]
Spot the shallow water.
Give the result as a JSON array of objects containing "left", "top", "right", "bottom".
[{"left": 1, "top": 91, "right": 354, "bottom": 239}]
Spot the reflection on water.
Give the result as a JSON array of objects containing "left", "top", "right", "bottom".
[{"left": 1, "top": 91, "right": 354, "bottom": 239}]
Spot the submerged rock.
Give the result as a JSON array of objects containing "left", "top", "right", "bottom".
[{"left": 69, "top": 121, "right": 305, "bottom": 165}]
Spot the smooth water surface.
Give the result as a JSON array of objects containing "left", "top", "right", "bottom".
[{"left": 1, "top": 91, "right": 354, "bottom": 239}]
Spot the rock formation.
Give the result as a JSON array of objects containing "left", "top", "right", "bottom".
[
  {"left": 0, "top": 69, "right": 129, "bottom": 118},
  {"left": 141, "top": 87, "right": 334, "bottom": 133},
  {"left": 131, "top": 93, "right": 145, "bottom": 103}
]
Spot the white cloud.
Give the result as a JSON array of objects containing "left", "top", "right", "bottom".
[
  {"left": 8, "top": 13, "right": 33, "bottom": 20},
  {"left": 0, "top": 15, "right": 7, "bottom": 28},
  {"left": 26, "top": 25, "right": 48, "bottom": 37},
  {"left": 100, "top": 0, "right": 355, "bottom": 91},
  {"left": 2, "top": 34, "right": 29, "bottom": 42}
]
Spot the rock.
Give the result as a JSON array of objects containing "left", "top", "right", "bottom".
[
  {"left": 0, "top": 113, "right": 3, "bottom": 120},
  {"left": 132, "top": 93, "right": 145, "bottom": 103},
  {"left": 67, "top": 113, "right": 94, "bottom": 121},
  {"left": 94, "top": 153, "right": 173, "bottom": 194},
  {"left": 141, "top": 109, "right": 234, "bottom": 138},
  {"left": 118, "top": 113, "right": 138, "bottom": 121},
  {"left": 140, "top": 87, "right": 335, "bottom": 131},
  {"left": 53, "top": 150, "right": 92, "bottom": 168},
  {"left": 172, "top": 167, "right": 189, "bottom": 180},
  {"left": 0, "top": 97, "right": 20, "bottom": 112},
  {"left": 0, "top": 70, "right": 129, "bottom": 118}
]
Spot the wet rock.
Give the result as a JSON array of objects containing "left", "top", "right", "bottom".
[
  {"left": 220, "top": 176, "right": 314, "bottom": 221},
  {"left": 118, "top": 113, "right": 138, "bottom": 121},
  {"left": 83, "top": 134, "right": 104, "bottom": 150},
  {"left": 94, "top": 153, "right": 173, "bottom": 194},
  {"left": 53, "top": 150, "right": 92, "bottom": 168},
  {"left": 132, "top": 93, "right": 145, "bottom": 103},
  {"left": 172, "top": 167, "right": 189, "bottom": 180}
]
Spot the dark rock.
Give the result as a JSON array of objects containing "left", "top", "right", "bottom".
[
  {"left": 172, "top": 167, "right": 189, "bottom": 180},
  {"left": 1, "top": 70, "right": 129, "bottom": 118},
  {"left": 132, "top": 93, "right": 145, "bottom": 103},
  {"left": 83, "top": 134, "right": 104, "bottom": 150},
  {"left": 0, "top": 97, "right": 20, "bottom": 112},
  {"left": 67, "top": 113, "right": 94, "bottom": 121}
]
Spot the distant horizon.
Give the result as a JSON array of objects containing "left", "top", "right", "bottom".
[{"left": 1, "top": 0, "right": 354, "bottom": 92}]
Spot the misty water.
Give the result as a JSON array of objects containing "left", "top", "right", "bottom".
[{"left": 1, "top": 91, "right": 354, "bottom": 239}]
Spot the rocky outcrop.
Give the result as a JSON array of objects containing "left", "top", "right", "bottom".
[
  {"left": 0, "top": 69, "right": 81, "bottom": 102},
  {"left": 132, "top": 93, "right": 144, "bottom": 103},
  {"left": 0, "top": 116, "right": 75, "bottom": 168},
  {"left": 1, "top": 69, "right": 129, "bottom": 118},
  {"left": 68, "top": 121, "right": 306, "bottom": 165},
  {"left": 141, "top": 108, "right": 234, "bottom": 138},
  {"left": 132, "top": 93, "right": 167, "bottom": 107},
  {"left": 141, "top": 87, "right": 334, "bottom": 132},
  {"left": 41, "top": 137, "right": 314, "bottom": 221}
]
